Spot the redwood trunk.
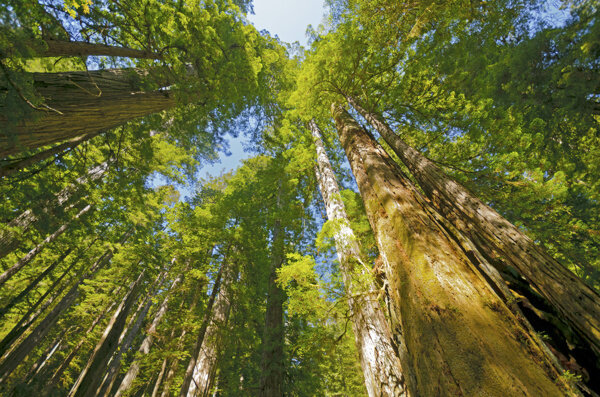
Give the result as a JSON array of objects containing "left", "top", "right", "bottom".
[
  {"left": 259, "top": 220, "right": 286, "bottom": 397},
  {"left": 1, "top": 69, "right": 176, "bottom": 156},
  {"left": 69, "top": 270, "right": 145, "bottom": 397},
  {"left": 332, "top": 104, "right": 566, "bottom": 396},
  {"left": 349, "top": 97, "right": 600, "bottom": 359},
  {"left": 310, "top": 119, "right": 406, "bottom": 397}
]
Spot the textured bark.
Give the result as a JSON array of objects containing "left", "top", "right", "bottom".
[
  {"left": 0, "top": 203, "right": 92, "bottom": 287},
  {"left": 115, "top": 263, "right": 183, "bottom": 397},
  {"left": 38, "top": 40, "right": 162, "bottom": 59},
  {"left": 188, "top": 265, "right": 236, "bottom": 397},
  {"left": 349, "top": 97, "right": 600, "bottom": 360},
  {"left": 69, "top": 270, "right": 145, "bottom": 397},
  {"left": 0, "top": 160, "right": 109, "bottom": 260},
  {"left": 259, "top": 220, "right": 286, "bottom": 397},
  {"left": 0, "top": 228, "right": 132, "bottom": 382},
  {"left": 332, "top": 104, "right": 566, "bottom": 396},
  {"left": 310, "top": 119, "right": 406, "bottom": 397},
  {"left": 1, "top": 68, "right": 176, "bottom": 156},
  {"left": 0, "top": 132, "right": 100, "bottom": 178},
  {"left": 179, "top": 262, "right": 226, "bottom": 397}
]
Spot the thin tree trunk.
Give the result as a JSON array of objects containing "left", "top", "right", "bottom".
[
  {"left": 0, "top": 203, "right": 92, "bottom": 287},
  {"left": 332, "top": 104, "right": 566, "bottom": 396},
  {"left": 0, "top": 68, "right": 176, "bottom": 156},
  {"left": 0, "top": 228, "right": 132, "bottom": 382},
  {"left": 259, "top": 219, "right": 286, "bottom": 397},
  {"left": 69, "top": 269, "right": 146, "bottom": 397},
  {"left": 310, "top": 119, "right": 406, "bottom": 397},
  {"left": 188, "top": 265, "right": 236, "bottom": 397},
  {"left": 349, "top": 96, "right": 600, "bottom": 360},
  {"left": 151, "top": 358, "right": 169, "bottom": 397},
  {"left": 115, "top": 261, "right": 183, "bottom": 397},
  {"left": 0, "top": 131, "right": 101, "bottom": 178},
  {"left": 37, "top": 40, "right": 162, "bottom": 59},
  {"left": 0, "top": 160, "right": 109, "bottom": 260},
  {"left": 179, "top": 262, "right": 226, "bottom": 397}
]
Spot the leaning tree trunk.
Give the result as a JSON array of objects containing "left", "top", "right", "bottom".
[
  {"left": 0, "top": 160, "right": 110, "bottom": 260},
  {"left": 310, "top": 119, "right": 406, "bottom": 397},
  {"left": 0, "top": 203, "right": 92, "bottom": 287},
  {"left": 188, "top": 264, "right": 236, "bottom": 397},
  {"left": 0, "top": 228, "right": 132, "bottom": 382},
  {"left": 259, "top": 219, "right": 286, "bottom": 397},
  {"left": 114, "top": 261, "right": 183, "bottom": 397},
  {"left": 0, "top": 68, "right": 176, "bottom": 156},
  {"left": 348, "top": 97, "right": 600, "bottom": 360},
  {"left": 69, "top": 270, "right": 146, "bottom": 397},
  {"left": 179, "top": 261, "right": 227, "bottom": 397},
  {"left": 332, "top": 104, "right": 568, "bottom": 396}
]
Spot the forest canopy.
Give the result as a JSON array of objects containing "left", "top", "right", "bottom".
[{"left": 0, "top": 0, "right": 599, "bottom": 396}]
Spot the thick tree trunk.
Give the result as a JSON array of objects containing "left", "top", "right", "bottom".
[
  {"left": 349, "top": 97, "right": 600, "bottom": 360},
  {"left": 69, "top": 270, "right": 146, "bottom": 397},
  {"left": 310, "top": 119, "right": 406, "bottom": 397},
  {"left": 0, "top": 228, "right": 132, "bottom": 382},
  {"left": 188, "top": 265, "right": 236, "bottom": 397},
  {"left": 259, "top": 220, "right": 286, "bottom": 397},
  {"left": 332, "top": 104, "right": 566, "bottom": 396},
  {"left": 0, "top": 160, "right": 109, "bottom": 260},
  {"left": 37, "top": 40, "right": 162, "bottom": 59},
  {"left": 0, "top": 203, "right": 92, "bottom": 287},
  {"left": 179, "top": 262, "right": 226, "bottom": 397},
  {"left": 0, "top": 68, "right": 176, "bottom": 156},
  {"left": 115, "top": 264, "right": 183, "bottom": 397}
]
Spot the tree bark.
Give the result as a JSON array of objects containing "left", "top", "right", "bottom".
[
  {"left": 1, "top": 68, "right": 176, "bottom": 156},
  {"left": 332, "top": 104, "right": 566, "bottom": 396},
  {"left": 114, "top": 262, "right": 183, "bottom": 397},
  {"left": 179, "top": 262, "right": 226, "bottom": 397},
  {"left": 151, "top": 358, "right": 169, "bottom": 397},
  {"left": 259, "top": 219, "right": 286, "bottom": 397},
  {"left": 348, "top": 96, "right": 600, "bottom": 360},
  {"left": 0, "top": 160, "right": 109, "bottom": 260},
  {"left": 310, "top": 119, "right": 406, "bottom": 397},
  {"left": 0, "top": 228, "right": 132, "bottom": 382},
  {"left": 0, "top": 203, "right": 92, "bottom": 287},
  {"left": 37, "top": 40, "right": 162, "bottom": 59},
  {"left": 69, "top": 269, "right": 146, "bottom": 397},
  {"left": 188, "top": 265, "right": 236, "bottom": 397}
]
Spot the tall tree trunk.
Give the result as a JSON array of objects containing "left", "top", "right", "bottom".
[
  {"left": 0, "top": 228, "right": 132, "bottom": 382},
  {"left": 188, "top": 265, "right": 236, "bottom": 397},
  {"left": 69, "top": 269, "right": 146, "bottom": 397},
  {"left": 36, "top": 40, "right": 162, "bottom": 59},
  {"left": 348, "top": 97, "right": 600, "bottom": 360},
  {"left": 332, "top": 104, "right": 567, "bottom": 396},
  {"left": 259, "top": 219, "right": 286, "bottom": 397},
  {"left": 1, "top": 69, "right": 176, "bottom": 156},
  {"left": 0, "top": 131, "right": 101, "bottom": 178},
  {"left": 310, "top": 119, "right": 406, "bottom": 397},
  {"left": 0, "top": 203, "right": 92, "bottom": 287},
  {"left": 179, "top": 262, "right": 226, "bottom": 397},
  {"left": 114, "top": 262, "right": 183, "bottom": 397},
  {"left": 0, "top": 160, "right": 109, "bottom": 260},
  {"left": 151, "top": 358, "right": 169, "bottom": 397}
]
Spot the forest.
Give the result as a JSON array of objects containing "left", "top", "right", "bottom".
[{"left": 0, "top": 0, "right": 599, "bottom": 396}]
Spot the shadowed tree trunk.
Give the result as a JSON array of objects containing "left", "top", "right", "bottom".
[
  {"left": 348, "top": 96, "right": 600, "bottom": 361},
  {"left": 332, "top": 104, "right": 567, "bottom": 396},
  {"left": 0, "top": 203, "right": 92, "bottom": 287},
  {"left": 34, "top": 40, "right": 162, "bottom": 59},
  {"left": 114, "top": 260, "right": 182, "bottom": 397},
  {"left": 179, "top": 261, "right": 226, "bottom": 397},
  {"left": 69, "top": 269, "right": 146, "bottom": 397},
  {"left": 1, "top": 68, "right": 176, "bottom": 157},
  {"left": 259, "top": 218, "right": 286, "bottom": 397},
  {"left": 310, "top": 119, "right": 406, "bottom": 397}
]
